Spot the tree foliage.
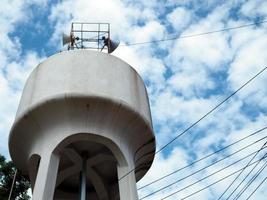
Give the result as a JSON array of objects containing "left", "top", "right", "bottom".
[{"left": 0, "top": 154, "right": 31, "bottom": 200}]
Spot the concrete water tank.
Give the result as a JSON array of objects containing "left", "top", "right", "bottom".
[{"left": 9, "top": 50, "right": 155, "bottom": 200}]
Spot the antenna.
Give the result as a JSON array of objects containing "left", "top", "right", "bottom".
[{"left": 62, "top": 22, "right": 119, "bottom": 53}]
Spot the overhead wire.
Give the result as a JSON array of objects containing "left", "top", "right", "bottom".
[
  {"left": 154, "top": 66, "right": 267, "bottom": 155},
  {"left": 217, "top": 140, "right": 267, "bottom": 200},
  {"left": 225, "top": 144, "right": 267, "bottom": 200},
  {"left": 140, "top": 143, "right": 267, "bottom": 200},
  {"left": 119, "top": 66, "right": 267, "bottom": 182},
  {"left": 245, "top": 174, "right": 267, "bottom": 200},
  {"left": 120, "top": 20, "right": 267, "bottom": 46},
  {"left": 160, "top": 153, "right": 267, "bottom": 200},
  {"left": 117, "top": 17, "right": 267, "bottom": 200},
  {"left": 233, "top": 159, "right": 267, "bottom": 200},
  {"left": 138, "top": 127, "right": 267, "bottom": 190}
]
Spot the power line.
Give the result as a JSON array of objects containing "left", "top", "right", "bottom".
[
  {"left": 245, "top": 175, "right": 267, "bottom": 200},
  {"left": 218, "top": 140, "right": 267, "bottom": 200},
  {"left": 233, "top": 158, "right": 266, "bottom": 200},
  {"left": 118, "top": 18, "right": 267, "bottom": 199},
  {"left": 121, "top": 20, "right": 267, "bottom": 46},
  {"left": 138, "top": 127, "right": 267, "bottom": 190},
  {"left": 233, "top": 159, "right": 267, "bottom": 200},
  {"left": 161, "top": 154, "right": 267, "bottom": 200},
  {"left": 155, "top": 66, "right": 267, "bottom": 155},
  {"left": 226, "top": 147, "right": 267, "bottom": 200},
  {"left": 119, "top": 66, "right": 267, "bottom": 181},
  {"left": 138, "top": 135, "right": 267, "bottom": 195},
  {"left": 140, "top": 145, "right": 267, "bottom": 200},
  {"left": 235, "top": 161, "right": 267, "bottom": 199}
]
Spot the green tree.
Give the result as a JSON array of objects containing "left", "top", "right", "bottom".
[{"left": 0, "top": 154, "right": 31, "bottom": 200}]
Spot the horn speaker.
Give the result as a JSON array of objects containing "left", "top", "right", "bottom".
[
  {"left": 108, "top": 39, "right": 120, "bottom": 53},
  {"left": 62, "top": 33, "right": 72, "bottom": 46}
]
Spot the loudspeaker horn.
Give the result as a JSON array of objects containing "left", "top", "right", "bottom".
[
  {"left": 108, "top": 39, "right": 120, "bottom": 53},
  {"left": 62, "top": 33, "right": 72, "bottom": 46}
]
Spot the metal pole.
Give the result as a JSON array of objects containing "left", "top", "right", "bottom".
[
  {"left": 98, "top": 23, "right": 100, "bottom": 51},
  {"left": 108, "top": 24, "right": 110, "bottom": 53},
  {"left": 79, "top": 153, "right": 87, "bottom": 200},
  {"left": 81, "top": 23, "right": 83, "bottom": 48},
  {"left": 8, "top": 169, "right": 17, "bottom": 200}
]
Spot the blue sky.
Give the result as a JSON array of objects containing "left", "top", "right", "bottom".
[{"left": 1, "top": 0, "right": 267, "bottom": 199}]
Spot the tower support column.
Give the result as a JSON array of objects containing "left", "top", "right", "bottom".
[
  {"left": 117, "top": 165, "right": 138, "bottom": 200},
  {"left": 32, "top": 152, "right": 60, "bottom": 200},
  {"left": 80, "top": 153, "right": 87, "bottom": 200}
]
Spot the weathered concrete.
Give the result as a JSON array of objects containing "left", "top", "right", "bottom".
[{"left": 9, "top": 50, "right": 155, "bottom": 200}]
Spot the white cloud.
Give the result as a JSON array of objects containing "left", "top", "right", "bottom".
[
  {"left": 167, "top": 64, "right": 215, "bottom": 98},
  {"left": 227, "top": 25, "right": 267, "bottom": 110},
  {"left": 0, "top": 1, "right": 46, "bottom": 157},
  {"left": 128, "top": 21, "right": 166, "bottom": 43},
  {"left": 0, "top": 51, "right": 45, "bottom": 159},
  {"left": 48, "top": 0, "right": 152, "bottom": 47},
  {"left": 168, "top": 5, "right": 232, "bottom": 71},
  {"left": 167, "top": 7, "right": 193, "bottom": 31},
  {"left": 240, "top": 0, "right": 267, "bottom": 18},
  {"left": 114, "top": 44, "right": 166, "bottom": 88}
]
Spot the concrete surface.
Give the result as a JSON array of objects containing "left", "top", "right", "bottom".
[{"left": 9, "top": 50, "right": 155, "bottom": 200}]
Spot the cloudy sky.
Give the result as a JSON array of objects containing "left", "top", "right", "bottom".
[{"left": 1, "top": 0, "right": 267, "bottom": 199}]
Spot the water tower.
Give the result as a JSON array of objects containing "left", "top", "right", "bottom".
[{"left": 9, "top": 23, "right": 155, "bottom": 200}]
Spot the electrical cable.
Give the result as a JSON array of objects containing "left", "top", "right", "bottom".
[
  {"left": 155, "top": 66, "right": 267, "bottom": 155},
  {"left": 233, "top": 159, "right": 267, "bottom": 200},
  {"left": 245, "top": 175, "right": 267, "bottom": 200},
  {"left": 182, "top": 157, "right": 267, "bottom": 200},
  {"left": 140, "top": 144, "right": 267, "bottom": 200},
  {"left": 226, "top": 149, "right": 267, "bottom": 200},
  {"left": 121, "top": 20, "right": 267, "bottom": 46},
  {"left": 119, "top": 66, "right": 267, "bottom": 181},
  {"left": 161, "top": 153, "right": 267, "bottom": 200},
  {"left": 138, "top": 127, "right": 267, "bottom": 190},
  {"left": 217, "top": 140, "right": 267, "bottom": 200}
]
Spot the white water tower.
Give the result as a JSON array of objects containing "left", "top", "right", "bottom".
[{"left": 9, "top": 23, "right": 155, "bottom": 200}]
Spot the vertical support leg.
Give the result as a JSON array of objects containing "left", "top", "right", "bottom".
[
  {"left": 32, "top": 152, "right": 60, "bottom": 200},
  {"left": 80, "top": 154, "right": 87, "bottom": 200},
  {"left": 117, "top": 165, "right": 138, "bottom": 200},
  {"left": 28, "top": 154, "right": 41, "bottom": 190}
]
